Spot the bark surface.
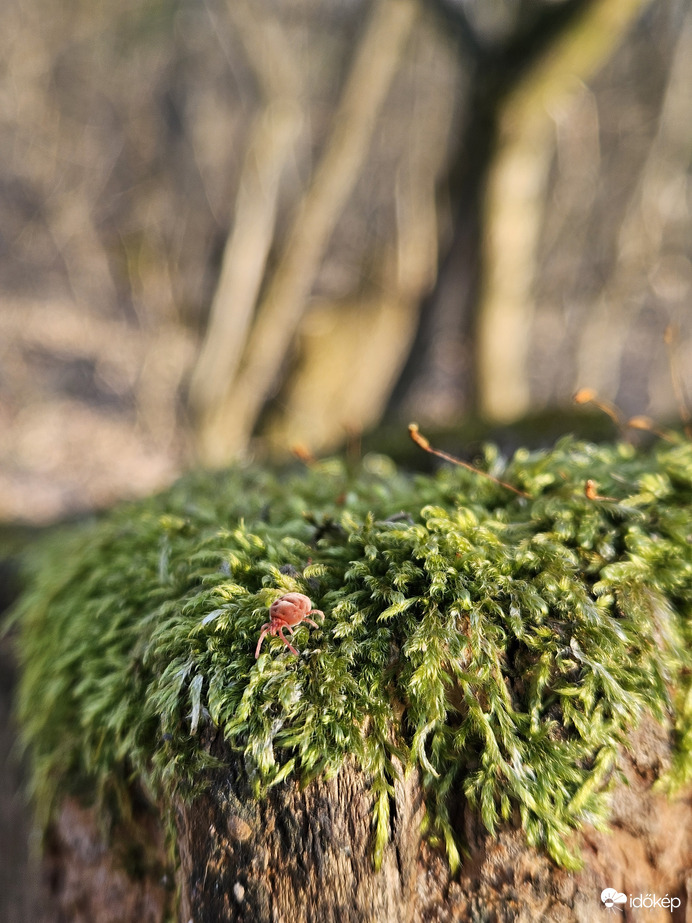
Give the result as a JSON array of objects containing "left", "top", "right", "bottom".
[
  {"left": 38, "top": 798, "right": 171, "bottom": 923},
  {"left": 38, "top": 721, "right": 692, "bottom": 922}
]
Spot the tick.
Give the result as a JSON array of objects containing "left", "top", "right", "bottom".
[{"left": 255, "top": 592, "right": 323, "bottom": 658}]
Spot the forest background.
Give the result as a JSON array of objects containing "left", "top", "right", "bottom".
[
  {"left": 1, "top": 0, "right": 691, "bottom": 524},
  {"left": 1, "top": 0, "right": 692, "bottom": 917}
]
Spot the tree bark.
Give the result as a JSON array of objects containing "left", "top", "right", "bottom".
[
  {"left": 37, "top": 718, "right": 692, "bottom": 922},
  {"left": 174, "top": 745, "right": 424, "bottom": 923},
  {"left": 38, "top": 798, "right": 171, "bottom": 923}
]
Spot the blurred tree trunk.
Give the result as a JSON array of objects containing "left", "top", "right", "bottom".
[
  {"left": 477, "top": 0, "right": 652, "bottom": 421},
  {"left": 389, "top": 0, "right": 650, "bottom": 424}
]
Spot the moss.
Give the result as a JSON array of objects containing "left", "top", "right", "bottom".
[{"left": 10, "top": 437, "right": 692, "bottom": 871}]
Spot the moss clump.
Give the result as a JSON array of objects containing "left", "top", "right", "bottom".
[{"left": 11, "top": 438, "right": 692, "bottom": 870}]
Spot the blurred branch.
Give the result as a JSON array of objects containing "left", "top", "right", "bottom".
[
  {"left": 262, "top": 25, "right": 450, "bottom": 456},
  {"left": 477, "top": 0, "right": 651, "bottom": 421},
  {"left": 194, "top": 0, "right": 421, "bottom": 465},
  {"left": 188, "top": 0, "right": 303, "bottom": 418}
]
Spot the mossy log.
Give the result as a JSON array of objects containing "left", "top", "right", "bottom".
[{"left": 11, "top": 439, "right": 692, "bottom": 920}]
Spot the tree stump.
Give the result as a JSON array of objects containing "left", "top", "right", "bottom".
[
  {"left": 39, "top": 719, "right": 692, "bottom": 922},
  {"left": 15, "top": 443, "right": 692, "bottom": 921}
]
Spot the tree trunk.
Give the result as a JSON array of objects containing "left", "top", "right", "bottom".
[{"left": 39, "top": 719, "right": 692, "bottom": 922}]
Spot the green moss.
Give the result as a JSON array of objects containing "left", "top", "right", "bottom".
[{"left": 11, "top": 438, "right": 692, "bottom": 871}]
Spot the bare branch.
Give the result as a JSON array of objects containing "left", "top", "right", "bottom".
[
  {"left": 196, "top": 0, "right": 421, "bottom": 464},
  {"left": 188, "top": 0, "right": 303, "bottom": 418},
  {"left": 408, "top": 423, "right": 529, "bottom": 497}
]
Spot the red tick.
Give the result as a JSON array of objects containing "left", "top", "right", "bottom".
[{"left": 255, "top": 592, "right": 324, "bottom": 658}]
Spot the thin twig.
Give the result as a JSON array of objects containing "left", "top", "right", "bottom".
[
  {"left": 626, "top": 415, "right": 677, "bottom": 443},
  {"left": 408, "top": 424, "right": 529, "bottom": 498},
  {"left": 573, "top": 388, "right": 626, "bottom": 433},
  {"left": 584, "top": 479, "right": 617, "bottom": 502},
  {"left": 291, "top": 444, "right": 316, "bottom": 466}
]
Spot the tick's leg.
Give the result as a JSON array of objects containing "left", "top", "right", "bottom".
[
  {"left": 303, "top": 618, "right": 320, "bottom": 629},
  {"left": 278, "top": 625, "right": 299, "bottom": 656},
  {"left": 255, "top": 627, "right": 270, "bottom": 659}
]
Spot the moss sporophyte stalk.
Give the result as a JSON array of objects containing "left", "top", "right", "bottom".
[{"left": 11, "top": 438, "right": 692, "bottom": 871}]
